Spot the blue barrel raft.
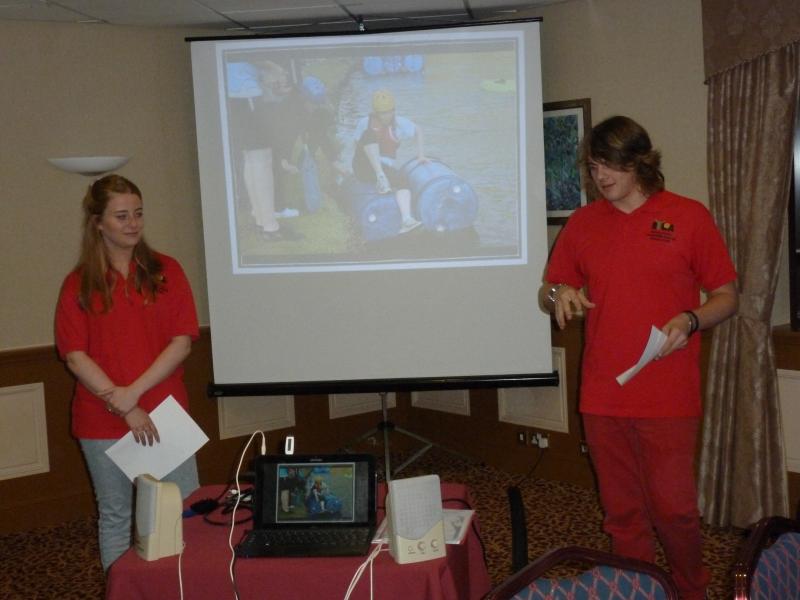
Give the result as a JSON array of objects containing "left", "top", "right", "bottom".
[
  {"left": 401, "top": 159, "right": 478, "bottom": 232},
  {"left": 403, "top": 54, "right": 424, "bottom": 73},
  {"left": 226, "top": 62, "right": 262, "bottom": 98},
  {"left": 338, "top": 177, "right": 402, "bottom": 241},
  {"left": 362, "top": 56, "right": 384, "bottom": 76},
  {"left": 382, "top": 55, "right": 404, "bottom": 74},
  {"left": 363, "top": 55, "right": 425, "bottom": 76}
]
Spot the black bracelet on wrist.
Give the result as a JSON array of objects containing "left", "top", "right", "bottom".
[{"left": 684, "top": 310, "right": 699, "bottom": 336}]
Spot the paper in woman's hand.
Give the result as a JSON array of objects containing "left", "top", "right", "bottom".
[
  {"left": 616, "top": 326, "right": 668, "bottom": 386},
  {"left": 105, "top": 395, "right": 209, "bottom": 481}
]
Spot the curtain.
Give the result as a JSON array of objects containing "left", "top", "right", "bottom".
[
  {"left": 702, "top": 0, "right": 800, "bottom": 80},
  {"left": 698, "top": 44, "right": 799, "bottom": 528}
]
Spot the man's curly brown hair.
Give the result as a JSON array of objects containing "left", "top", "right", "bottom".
[{"left": 580, "top": 115, "right": 665, "bottom": 199}]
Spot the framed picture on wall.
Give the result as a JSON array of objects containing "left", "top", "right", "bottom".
[{"left": 543, "top": 98, "right": 592, "bottom": 225}]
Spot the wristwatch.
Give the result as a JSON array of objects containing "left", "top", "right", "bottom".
[{"left": 547, "top": 283, "right": 567, "bottom": 304}]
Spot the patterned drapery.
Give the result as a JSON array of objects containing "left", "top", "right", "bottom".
[
  {"left": 702, "top": 0, "right": 800, "bottom": 79},
  {"left": 698, "top": 43, "right": 798, "bottom": 527}
]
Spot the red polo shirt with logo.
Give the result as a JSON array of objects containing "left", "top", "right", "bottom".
[
  {"left": 55, "top": 253, "right": 199, "bottom": 439},
  {"left": 545, "top": 190, "right": 737, "bottom": 417}
]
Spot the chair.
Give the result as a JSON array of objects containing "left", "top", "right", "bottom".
[
  {"left": 485, "top": 545, "right": 680, "bottom": 600},
  {"left": 732, "top": 515, "right": 800, "bottom": 600},
  {"left": 507, "top": 486, "right": 528, "bottom": 574}
]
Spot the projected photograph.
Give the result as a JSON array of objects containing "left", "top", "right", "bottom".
[
  {"left": 218, "top": 30, "right": 529, "bottom": 273},
  {"left": 275, "top": 463, "right": 355, "bottom": 523}
]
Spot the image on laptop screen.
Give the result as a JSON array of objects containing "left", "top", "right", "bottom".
[{"left": 275, "top": 462, "right": 355, "bottom": 523}]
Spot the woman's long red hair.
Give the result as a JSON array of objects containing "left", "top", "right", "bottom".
[{"left": 77, "top": 174, "right": 163, "bottom": 313}]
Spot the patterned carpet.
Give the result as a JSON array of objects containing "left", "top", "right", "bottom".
[{"left": 0, "top": 446, "right": 746, "bottom": 599}]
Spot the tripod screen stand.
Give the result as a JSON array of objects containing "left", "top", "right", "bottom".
[
  {"left": 343, "top": 391, "right": 435, "bottom": 481},
  {"left": 209, "top": 374, "right": 560, "bottom": 481}
]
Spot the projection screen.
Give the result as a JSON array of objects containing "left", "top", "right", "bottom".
[{"left": 189, "top": 19, "right": 554, "bottom": 391}]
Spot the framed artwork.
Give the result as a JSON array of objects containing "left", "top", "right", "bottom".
[{"left": 543, "top": 98, "right": 592, "bottom": 225}]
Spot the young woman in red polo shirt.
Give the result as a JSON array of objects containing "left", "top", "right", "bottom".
[{"left": 55, "top": 174, "right": 200, "bottom": 571}]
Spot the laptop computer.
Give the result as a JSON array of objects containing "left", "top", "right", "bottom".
[{"left": 235, "top": 454, "right": 377, "bottom": 558}]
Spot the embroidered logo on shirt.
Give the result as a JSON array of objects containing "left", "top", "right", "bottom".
[
  {"left": 653, "top": 220, "right": 674, "bottom": 231},
  {"left": 649, "top": 220, "right": 676, "bottom": 242}
]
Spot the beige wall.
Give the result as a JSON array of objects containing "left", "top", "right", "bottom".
[
  {"left": 534, "top": 0, "right": 708, "bottom": 203},
  {"left": 0, "top": 20, "right": 212, "bottom": 350},
  {"left": 0, "top": 0, "right": 789, "bottom": 353}
]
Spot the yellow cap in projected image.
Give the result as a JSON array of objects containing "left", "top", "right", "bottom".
[{"left": 372, "top": 89, "right": 395, "bottom": 113}]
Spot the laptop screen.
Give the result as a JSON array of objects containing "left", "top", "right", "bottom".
[{"left": 253, "top": 454, "right": 376, "bottom": 528}]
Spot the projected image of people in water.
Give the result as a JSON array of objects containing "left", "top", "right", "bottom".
[{"left": 220, "top": 30, "right": 528, "bottom": 273}]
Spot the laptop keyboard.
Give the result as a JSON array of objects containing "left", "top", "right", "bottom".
[{"left": 236, "top": 527, "right": 374, "bottom": 557}]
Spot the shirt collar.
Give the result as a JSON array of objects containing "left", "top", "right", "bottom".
[{"left": 599, "top": 190, "right": 666, "bottom": 216}]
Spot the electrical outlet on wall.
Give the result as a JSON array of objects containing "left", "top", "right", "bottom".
[
  {"left": 516, "top": 431, "right": 527, "bottom": 445},
  {"left": 530, "top": 431, "right": 550, "bottom": 448}
]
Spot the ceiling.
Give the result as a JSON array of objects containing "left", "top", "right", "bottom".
[{"left": 0, "top": 1, "right": 565, "bottom": 33}]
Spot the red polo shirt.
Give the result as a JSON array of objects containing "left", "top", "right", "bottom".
[
  {"left": 55, "top": 253, "right": 199, "bottom": 438},
  {"left": 545, "top": 190, "right": 737, "bottom": 417}
]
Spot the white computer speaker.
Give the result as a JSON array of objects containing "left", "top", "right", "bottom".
[
  {"left": 386, "top": 474, "right": 446, "bottom": 564},
  {"left": 134, "top": 474, "right": 183, "bottom": 561}
]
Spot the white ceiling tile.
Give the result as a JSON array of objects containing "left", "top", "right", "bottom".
[{"left": 0, "top": 0, "right": 567, "bottom": 29}]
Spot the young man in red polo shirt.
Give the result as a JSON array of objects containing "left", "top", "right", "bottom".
[{"left": 544, "top": 116, "right": 738, "bottom": 600}]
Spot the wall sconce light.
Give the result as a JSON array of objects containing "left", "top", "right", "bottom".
[{"left": 47, "top": 156, "right": 130, "bottom": 176}]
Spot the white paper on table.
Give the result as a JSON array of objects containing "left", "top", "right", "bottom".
[
  {"left": 105, "top": 395, "right": 209, "bottom": 482},
  {"left": 616, "top": 326, "right": 668, "bottom": 386}
]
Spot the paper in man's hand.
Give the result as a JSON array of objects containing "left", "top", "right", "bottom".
[{"left": 616, "top": 326, "right": 668, "bottom": 386}]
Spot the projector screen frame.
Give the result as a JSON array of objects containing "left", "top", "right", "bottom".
[
  {"left": 189, "top": 16, "right": 557, "bottom": 397},
  {"left": 208, "top": 370, "right": 559, "bottom": 397},
  {"left": 186, "top": 17, "right": 543, "bottom": 45}
]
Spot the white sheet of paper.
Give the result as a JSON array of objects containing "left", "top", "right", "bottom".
[
  {"left": 105, "top": 395, "right": 209, "bottom": 482},
  {"left": 616, "top": 326, "right": 668, "bottom": 386}
]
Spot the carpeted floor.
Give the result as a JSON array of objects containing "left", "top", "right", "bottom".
[{"left": 0, "top": 446, "right": 746, "bottom": 599}]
